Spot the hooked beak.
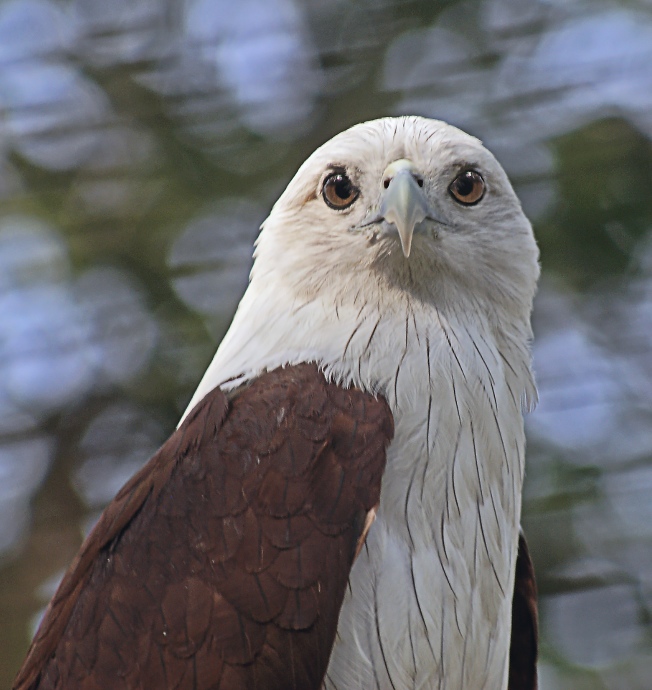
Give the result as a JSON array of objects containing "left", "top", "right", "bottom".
[{"left": 354, "top": 159, "right": 445, "bottom": 258}]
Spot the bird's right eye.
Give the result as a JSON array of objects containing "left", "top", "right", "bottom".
[{"left": 322, "top": 172, "right": 359, "bottom": 210}]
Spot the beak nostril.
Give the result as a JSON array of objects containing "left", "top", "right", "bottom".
[{"left": 384, "top": 173, "right": 423, "bottom": 190}]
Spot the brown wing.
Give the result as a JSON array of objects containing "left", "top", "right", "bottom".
[
  {"left": 13, "top": 363, "right": 393, "bottom": 690},
  {"left": 508, "top": 532, "right": 539, "bottom": 690}
]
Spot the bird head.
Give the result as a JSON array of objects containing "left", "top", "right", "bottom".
[
  {"left": 254, "top": 116, "right": 539, "bottom": 319},
  {"left": 184, "top": 116, "right": 540, "bottom": 413}
]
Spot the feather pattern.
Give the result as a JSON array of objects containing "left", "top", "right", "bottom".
[{"left": 13, "top": 364, "right": 393, "bottom": 690}]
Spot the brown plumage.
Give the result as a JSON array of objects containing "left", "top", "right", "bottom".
[
  {"left": 508, "top": 535, "right": 539, "bottom": 690},
  {"left": 13, "top": 363, "right": 394, "bottom": 690}
]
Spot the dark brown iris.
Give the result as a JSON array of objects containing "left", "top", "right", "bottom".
[
  {"left": 323, "top": 171, "right": 359, "bottom": 209},
  {"left": 448, "top": 170, "right": 485, "bottom": 205}
]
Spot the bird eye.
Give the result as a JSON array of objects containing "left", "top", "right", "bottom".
[
  {"left": 322, "top": 172, "right": 359, "bottom": 210},
  {"left": 448, "top": 170, "right": 485, "bottom": 205}
]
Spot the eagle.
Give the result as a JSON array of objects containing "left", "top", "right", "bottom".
[{"left": 13, "top": 116, "right": 539, "bottom": 690}]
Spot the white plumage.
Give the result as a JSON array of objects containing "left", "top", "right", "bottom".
[{"left": 183, "top": 116, "right": 539, "bottom": 690}]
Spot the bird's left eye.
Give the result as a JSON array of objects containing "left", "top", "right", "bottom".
[
  {"left": 448, "top": 170, "right": 485, "bottom": 205},
  {"left": 322, "top": 172, "right": 359, "bottom": 210}
]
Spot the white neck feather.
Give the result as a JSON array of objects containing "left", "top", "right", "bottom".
[{"left": 183, "top": 260, "right": 536, "bottom": 420}]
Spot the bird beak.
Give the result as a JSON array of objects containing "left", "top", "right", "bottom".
[
  {"left": 353, "top": 159, "right": 445, "bottom": 258},
  {"left": 378, "top": 160, "right": 431, "bottom": 258}
]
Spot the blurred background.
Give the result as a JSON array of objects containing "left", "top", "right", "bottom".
[{"left": 1, "top": 0, "right": 651, "bottom": 686}]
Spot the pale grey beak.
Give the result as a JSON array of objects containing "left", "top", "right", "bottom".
[
  {"left": 354, "top": 159, "right": 445, "bottom": 258},
  {"left": 380, "top": 166, "right": 430, "bottom": 258}
]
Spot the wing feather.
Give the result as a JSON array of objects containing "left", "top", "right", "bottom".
[
  {"left": 13, "top": 363, "right": 393, "bottom": 690},
  {"left": 508, "top": 532, "right": 539, "bottom": 690}
]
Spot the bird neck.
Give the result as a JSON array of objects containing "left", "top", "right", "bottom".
[{"left": 182, "top": 271, "right": 535, "bottom": 427}]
